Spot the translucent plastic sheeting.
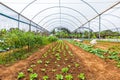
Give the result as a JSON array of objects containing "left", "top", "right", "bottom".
[{"left": 0, "top": 0, "right": 120, "bottom": 32}]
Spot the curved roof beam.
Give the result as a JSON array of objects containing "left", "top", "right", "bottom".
[
  {"left": 41, "top": 18, "right": 79, "bottom": 28},
  {"left": 91, "top": 18, "right": 118, "bottom": 32},
  {"left": 38, "top": 13, "right": 83, "bottom": 25},
  {"left": 90, "top": 21, "right": 110, "bottom": 30},
  {"left": 45, "top": 20, "right": 77, "bottom": 29},
  {"left": 90, "top": 24, "right": 102, "bottom": 32},
  {"left": 80, "top": 0, "right": 99, "bottom": 14},
  {"left": 20, "top": 0, "right": 37, "bottom": 13},
  {"left": 20, "top": 0, "right": 99, "bottom": 16},
  {"left": 74, "top": 1, "right": 120, "bottom": 31},
  {"left": 101, "top": 19, "right": 117, "bottom": 28},
  {"left": 46, "top": 23, "right": 75, "bottom": 32},
  {"left": 77, "top": 27, "right": 93, "bottom": 32},
  {"left": 48, "top": 25, "right": 72, "bottom": 33},
  {"left": 103, "top": 14, "right": 120, "bottom": 19},
  {"left": 31, "top": 6, "right": 88, "bottom": 21}
]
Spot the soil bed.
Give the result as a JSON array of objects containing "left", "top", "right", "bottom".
[{"left": 0, "top": 40, "right": 120, "bottom": 80}]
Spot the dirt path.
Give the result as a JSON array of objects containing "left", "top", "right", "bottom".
[
  {"left": 0, "top": 44, "right": 50, "bottom": 80},
  {"left": 66, "top": 41, "right": 120, "bottom": 80}
]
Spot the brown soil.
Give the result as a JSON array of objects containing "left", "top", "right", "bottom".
[
  {"left": 0, "top": 41, "right": 120, "bottom": 80},
  {"left": 66, "top": 41, "right": 120, "bottom": 80},
  {"left": 0, "top": 44, "right": 50, "bottom": 80}
]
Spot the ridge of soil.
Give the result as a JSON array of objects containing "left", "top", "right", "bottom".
[
  {"left": 0, "top": 41, "right": 120, "bottom": 80},
  {"left": 66, "top": 41, "right": 120, "bottom": 80},
  {"left": 0, "top": 44, "right": 50, "bottom": 80}
]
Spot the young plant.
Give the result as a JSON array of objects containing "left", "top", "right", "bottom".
[
  {"left": 45, "top": 64, "right": 48, "bottom": 67},
  {"left": 30, "top": 64, "right": 36, "bottom": 68},
  {"left": 37, "top": 60, "right": 42, "bottom": 64},
  {"left": 75, "top": 63, "right": 80, "bottom": 67},
  {"left": 61, "top": 67, "right": 69, "bottom": 73},
  {"left": 68, "top": 65, "right": 71, "bottom": 68},
  {"left": 77, "top": 73, "right": 85, "bottom": 80},
  {"left": 30, "top": 73, "right": 38, "bottom": 80},
  {"left": 41, "top": 68, "right": 46, "bottom": 72},
  {"left": 17, "top": 72, "right": 25, "bottom": 79},
  {"left": 56, "top": 74, "right": 63, "bottom": 80},
  {"left": 43, "top": 75, "right": 49, "bottom": 80},
  {"left": 45, "top": 60, "right": 50, "bottom": 64},
  {"left": 27, "top": 68, "right": 33, "bottom": 73},
  {"left": 52, "top": 69, "right": 56, "bottom": 72},
  {"left": 65, "top": 74, "right": 73, "bottom": 80}
]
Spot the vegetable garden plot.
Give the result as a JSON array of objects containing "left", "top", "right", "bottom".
[{"left": 0, "top": 40, "right": 86, "bottom": 80}]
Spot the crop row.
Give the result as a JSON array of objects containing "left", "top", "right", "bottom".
[
  {"left": 17, "top": 40, "right": 85, "bottom": 80},
  {"left": 69, "top": 40, "right": 120, "bottom": 68}
]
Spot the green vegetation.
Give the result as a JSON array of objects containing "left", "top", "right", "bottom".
[
  {"left": 77, "top": 73, "right": 85, "bottom": 80},
  {"left": 69, "top": 40, "right": 120, "bottom": 68},
  {"left": 61, "top": 67, "right": 69, "bottom": 73},
  {"left": 56, "top": 74, "right": 64, "bottom": 80},
  {"left": 0, "top": 28, "right": 58, "bottom": 65},
  {"left": 17, "top": 72, "right": 25, "bottom": 79},
  {"left": 43, "top": 75, "right": 49, "bottom": 80},
  {"left": 37, "top": 60, "right": 42, "bottom": 64},
  {"left": 30, "top": 73, "right": 38, "bottom": 80},
  {"left": 27, "top": 68, "right": 33, "bottom": 73},
  {"left": 65, "top": 74, "right": 73, "bottom": 80}
]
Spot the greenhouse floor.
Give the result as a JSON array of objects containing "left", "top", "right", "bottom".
[{"left": 0, "top": 41, "right": 120, "bottom": 80}]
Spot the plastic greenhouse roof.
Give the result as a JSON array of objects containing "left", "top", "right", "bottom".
[{"left": 0, "top": 0, "right": 120, "bottom": 32}]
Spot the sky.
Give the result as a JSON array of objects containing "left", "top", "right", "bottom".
[{"left": 0, "top": 0, "right": 120, "bottom": 32}]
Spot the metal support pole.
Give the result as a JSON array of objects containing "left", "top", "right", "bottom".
[
  {"left": 99, "top": 15, "right": 101, "bottom": 39},
  {"left": 18, "top": 14, "right": 20, "bottom": 29},
  {"left": 29, "top": 21, "right": 31, "bottom": 32},
  {"left": 88, "top": 22, "right": 91, "bottom": 40}
]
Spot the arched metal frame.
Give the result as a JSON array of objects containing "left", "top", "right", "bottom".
[
  {"left": 75, "top": 27, "right": 93, "bottom": 32},
  {"left": 45, "top": 20, "right": 78, "bottom": 29},
  {"left": 49, "top": 25, "right": 72, "bottom": 33},
  {"left": 19, "top": 0, "right": 100, "bottom": 34},
  {"left": 46, "top": 23, "right": 75, "bottom": 32},
  {"left": 90, "top": 21, "right": 110, "bottom": 30},
  {"left": 90, "top": 19, "right": 118, "bottom": 32},
  {"left": 42, "top": 18, "right": 79, "bottom": 28},
  {"left": 103, "top": 14, "right": 120, "bottom": 19},
  {"left": 38, "top": 13, "right": 83, "bottom": 25},
  {"left": 31, "top": 6, "right": 88, "bottom": 21},
  {"left": 20, "top": 0, "right": 99, "bottom": 17},
  {"left": 18, "top": 0, "right": 120, "bottom": 37}
]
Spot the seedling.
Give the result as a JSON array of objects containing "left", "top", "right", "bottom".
[
  {"left": 17, "top": 72, "right": 25, "bottom": 79},
  {"left": 45, "top": 64, "right": 48, "bottom": 67},
  {"left": 55, "top": 61, "right": 57, "bottom": 64},
  {"left": 30, "top": 73, "right": 38, "bottom": 80},
  {"left": 52, "top": 69, "right": 56, "bottom": 72},
  {"left": 77, "top": 73, "right": 85, "bottom": 80},
  {"left": 55, "top": 53, "right": 60, "bottom": 57},
  {"left": 56, "top": 57, "right": 61, "bottom": 61},
  {"left": 75, "top": 63, "right": 80, "bottom": 67},
  {"left": 27, "top": 68, "right": 33, "bottom": 73},
  {"left": 37, "top": 60, "right": 42, "bottom": 64},
  {"left": 30, "top": 64, "right": 36, "bottom": 68},
  {"left": 61, "top": 67, "right": 69, "bottom": 73},
  {"left": 45, "top": 60, "right": 50, "bottom": 64},
  {"left": 43, "top": 75, "right": 49, "bottom": 80},
  {"left": 65, "top": 74, "right": 73, "bottom": 80},
  {"left": 65, "top": 58, "right": 68, "bottom": 61},
  {"left": 41, "top": 68, "right": 46, "bottom": 72},
  {"left": 56, "top": 74, "right": 63, "bottom": 80},
  {"left": 57, "top": 64, "right": 60, "bottom": 67},
  {"left": 68, "top": 65, "right": 71, "bottom": 68}
]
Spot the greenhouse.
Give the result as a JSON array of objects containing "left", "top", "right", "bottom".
[{"left": 0, "top": 0, "right": 120, "bottom": 80}]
